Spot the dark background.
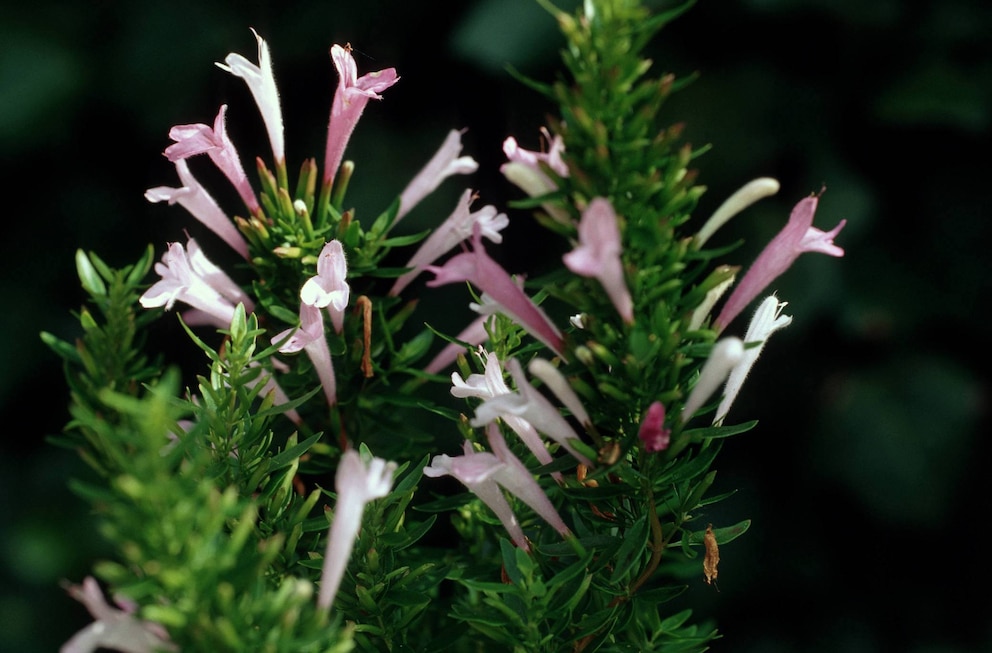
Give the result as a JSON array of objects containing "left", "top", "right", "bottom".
[{"left": 2, "top": 1, "right": 989, "bottom": 651}]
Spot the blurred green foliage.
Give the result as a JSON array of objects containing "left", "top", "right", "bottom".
[{"left": 3, "top": 0, "right": 990, "bottom": 651}]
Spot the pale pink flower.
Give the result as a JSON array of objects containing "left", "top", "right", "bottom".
[
  {"left": 272, "top": 302, "right": 337, "bottom": 407},
  {"left": 423, "top": 423, "right": 570, "bottom": 552},
  {"left": 300, "top": 240, "right": 350, "bottom": 333},
  {"left": 714, "top": 193, "right": 846, "bottom": 332},
  {"left": 317, "top": 450, "right": 396, "bottom": 610},
  {"left": 145, "top": 159, "right": 250, "bottom": 259},
  {"left": 164, "top": 104, "right": 260, "bottom": 214},
  {"left": 638, "top": 401, "right": 670, "bottom": 453},
  {"left": 140, "top": 238, "right": 252, "bottom": 329},
  {"left": 694, "top": 177, "right": 780, "bottom": 248},
  {"left": 323, "top": 44, "right": 399, "bottom": 187},
  {"left": 60, "top": 576, "right": 176, "bottom": 653},
  {"left": 452, "top": 349, "right": 556, "bottom": 474},
  {"left": 471, "top": 358, "right": 592, "bottom": 467},
  {"left": 396, "top": 129, "right": 479, "bottom": 223},
  {"left": 500, "top": 128, "right": 569, "bottom": 223},
  {"left": 216, "top": 28, "right": 285, "bottom": 164},
  {"left": 681, "top": 337, "right": 745, "bottom": 421},
  {"left": 715, "top": 295, "right": 792, "bottom": 425},
  {"left": 425, "top": 225, "right": 564, "bottom": 357},
  {"left": 390, "top": 189, "right": 508, "bottom": 296},
  {"left": 563, "top": 197, "right": 634, "bottom": 324},
  {"left": 502, "top": 127, "right": 568, "bottom": 180},
  {"left": 526, "top": 358, "right": 591, "bottom": 428}
]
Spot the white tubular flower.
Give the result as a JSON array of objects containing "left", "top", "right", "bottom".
[
  {"left": 714, "top": 295, "right": 792, "bottom": 425},
  {"left": 471, "top": 358, "right": 592, "bottom": 467},
  {"left": 687, "top": 267, "right": 736, "bottom": 331},
  {"left": 694, "top": 177, "right": 780, "bottom": 248},
  {"left": 452, "top": 349, "right": 558, "bottom": 477},
  {"left": 139, "top": 238, "right": 251, "bottom": 329},
  {"left": 317, "top": 450, "right": 396, "bottom": 610},
  {"left": 216, "top": 28, "right": 285, "bottom": 164},
  {"left": 681, "top": 337, "right": 745, "bottom": 421},
  {"left": 527, "top": 358, "right": 591, "bottom": 429},
  {"left": 60, "top": 577, "right": 176, "bottom": 653}
]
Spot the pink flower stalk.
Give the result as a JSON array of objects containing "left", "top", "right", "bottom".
[
  {"left": 300, "top": 240, "right": 350, "bottom": 333},
  {"left": 396, "top": 129, "right": 479, "bottom": 223},
  {"left": 164, "top": 104, "right": 260, "bottom": 215},
  {"left": 390, "top": 189, "right": 508, "bottom": 296},
  {"left": 563, "top": 197, "right": 634, "bottom": 324},
  {"left": 681, "top": 337, "right": 744, "bottom": 421},
  {"left": 452, "top": 349, "right": 556, "bottom": 474},
  {"left": 714, "top": 193, "right": 846, "bottom": 333},
  {"left": 500, "top": 128, "right": 570, "bottom": 223},
  {"left": 694, "top": 177, "right": 780, "bottom": 248},
  {"left": 715, "top": 295, "right": 792, "bottom": 425},
  {"left": 425, "top": 224, "right": 565, "bottom": 357},
  {"left": 60, "top": 576, "right": 177, "bottom": 653},
  {"left": 638, "top": 401, "right": 671, "bottom": 453},
  {"left": 145, "top": 159, "right": 250, "bottom": 259},
  {"left": 140, "top": 238, "right": 252, "bottom": 328},
  {"left": 323, "top": 44, "right": 399, "bottom": 188},
  {"left": 471, "top": 358, "right": 592, "bottom": 467},
  {"left": 317, "top": 450, "right": 396, "bottom": 610},
  {"left": 423, "top": 423, "right": 570, "bottom": 552},
  {"left": 272, "top": 302, "right": 337, "bottom": 407},
  {"left": 216, "top": 28, "right": 285, "bottom": 164}
]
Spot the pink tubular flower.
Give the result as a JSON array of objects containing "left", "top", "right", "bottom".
[
  {"left": 323, "top": 44, "right": 399, "bottom": 188},
  {"left": 140, "top": 238, "right": 252, "bottom": 329},
  {"left": 216, "top": 28, "right": 285, "bottom": 164},
  {"left": 471, "top": 358, "right": 592, "bottom": 467},
  {"left": 423, "top": 423, "right": 570, "bottom": 552},
  {"left": 638, "top": 401, "right": 671, "bottom": 453},
  {"left": 425, "top": 224, "right": 564, "bottom": 357},
  {"left": 272, "top": 302, "right": 337, "bottom": 407},
  {"left": 145, "top": 159, "right": 250, "bottom": 259},
  {"left": 563, "top": 198, "right": 634, "bottom": 324},
  {"left": 390, "top": 189, "right": 508, "bottom": 296},
  {"left": 714, "top": 193, "right": 846, "bottom": 332},
  {"left": 317, "top": 450, "right": 396, "bottom": 610},
  {"left": 300, "top": 240, "right": 350, "bottom": 333},
  {"left": 452, "top": 349, "right": 556, "bottom": 475},
  {"left": 164, "top": 104, "right": 260, "bottom": 215},
  {"left": 60, "top": 576, "right": 176, "bottom": 653},
  {"left": 396, "top": 129, "right": 479, "bottom": 223},
  {"left": 714, "top": 295, "right": 792, "bottom": 425}
]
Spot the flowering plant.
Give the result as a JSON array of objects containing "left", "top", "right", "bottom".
[{"left": 42, "top": 1, "right": 845, "bottom": 651}]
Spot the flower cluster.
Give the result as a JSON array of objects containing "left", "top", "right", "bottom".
[{"left": 50, "top": 3, "right": 846, "bottom": 651}]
